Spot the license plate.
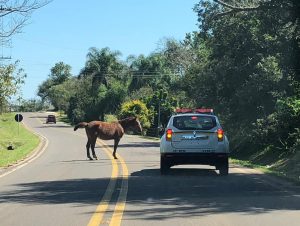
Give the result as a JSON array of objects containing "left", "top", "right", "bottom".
[
  {"left": 181, "top": 135, "right": 208, "bottom": 140},
  {"left": 173, "top": 149, "right": 186, "bottom": 153}
]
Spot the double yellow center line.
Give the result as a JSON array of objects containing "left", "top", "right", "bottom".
[{"left": 87, "top": 140, "right": 129, "bottom": 226}]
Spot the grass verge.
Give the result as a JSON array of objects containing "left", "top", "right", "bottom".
[
  {"left": 58, "top": 113, "right": 71, "bottom": 124},
  {"left": 230, "top": 158, "right": 300, "bottom": 184},
  {"left": 0, "top": 113, "right": 39, "bottom": 167}
]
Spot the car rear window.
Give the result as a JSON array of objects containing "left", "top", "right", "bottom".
[{"left": 173, "top": 115, "right": 216, "bottom": 130}]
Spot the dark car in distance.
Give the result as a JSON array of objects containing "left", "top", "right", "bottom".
[{"left": 46, "top": 115, "right": 56, "bottom": 124}]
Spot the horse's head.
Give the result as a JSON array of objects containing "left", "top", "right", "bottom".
[{"left": 119, "top": 116, "right": 143, "bottom": 133}]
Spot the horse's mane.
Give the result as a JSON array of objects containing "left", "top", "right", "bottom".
[{"left": 118, "top": 116, "right": 136, "bottom": 122}]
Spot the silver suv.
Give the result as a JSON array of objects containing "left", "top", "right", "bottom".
[{"left": 160, "top": 109, "right": 230, "bottom": 175}]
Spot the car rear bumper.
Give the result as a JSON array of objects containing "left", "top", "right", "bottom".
[{"left": 161, "top": 153, "right": 228, "bottom": 166}]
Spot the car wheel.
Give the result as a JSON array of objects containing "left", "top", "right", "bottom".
[
  {"left": 160, "top": 155, "right": 170, "bottom": 175},
  {"left": 219, "top": 157, "right": 229, "bottom": 176}
]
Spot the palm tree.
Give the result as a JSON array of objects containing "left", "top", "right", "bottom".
[{"left": 80, "top": 47, "right": 122, "bottom": 88}]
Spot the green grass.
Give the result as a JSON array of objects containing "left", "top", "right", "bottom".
[
  {"left": 0, "top": 113, "right": 40, "bottom": 167},
  {"left": 58, "top": 113, "right": 71, "bottom": 124},
  {"left": 230, "top": 158, "right": 300, "bottom": 184}
]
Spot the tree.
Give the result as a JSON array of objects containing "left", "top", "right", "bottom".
[
  {"left": 118, "top": 99, "right": 151, "bottom": 130},
  {"left": 0, "top": 61, "right": 26, "bottom": 113},
  {"left": 80, "top": 47, "right": 124, "bottom": 88},
  {"left": 190, "top": 0, "right": 300, "bottom": 156},
  {"left": 158, "top": 37, "right": 196, "bottom": 76},
  {"left": 0, "top": 0, "right": 52, "bottom": 41},
  {"left": 48, "top": 77, "right": 77, "bottom": 112},
  {"left": 37, "top": 61, "right": 72, "bottom": 106},
  {"left": 66, "top": 76, "right": 93, "bottom": 123},
  {"left": 49, "top": 61, "right": 72, "bottom": 85},
  {"left": 70, "top": 47, "right": 128, "bottom": 121},
  {"left": 127, "top": 54, "right": 161, "bottom": 91},
  {"left": 19, "top": 98, "right": 45, "bottom": 112}
]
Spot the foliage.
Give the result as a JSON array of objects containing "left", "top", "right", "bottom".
[
  {"left": 252, "top": 97, "right": 300, "bottom": 155},
  {"left": 37, "top": 61, "right": 72, "bottom": 108},
  {"left": 143, "top": 88, "right": 178, "bottom": 128},
  {"left": 127, "top": 53, "right": 166, "bottom": 92},
  {"left": 80, "top": 47, "right": 124, "bottom": 88},
  {"left": 189, "top": 0, "right": 300, "bottom": 162},
  {"left": 66, "top": 76, "right": 94, "bottom": 123},
  {"left": 19, "top": 99, "right": 46, "bottom": 112},
  {"left": 104, "top": 114, "right": 118, "bottom": 122},
  {"left": 49, "top": 61, "right": 72, "bottom": 85},
  {"left": 158, "top": 37, "right": 196, "bottom": 76},
  {"left": 0, "top": 61, "right": 26, "bottom": 113},
  {"left": 118, "top": 99, "right": 151, "bottom": 129},
  {"left": 48, "top": 77, "right": 77, "bottom": 112}
]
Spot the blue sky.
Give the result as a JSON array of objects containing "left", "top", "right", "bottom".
[{"left": 6, "top": 0, "right": 199, "bottom": 99}]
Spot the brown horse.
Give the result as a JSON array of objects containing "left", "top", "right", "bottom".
[{"left": 74, "top": 117, "right": 142, "bottom": 160}]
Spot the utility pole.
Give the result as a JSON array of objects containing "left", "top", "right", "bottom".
[{"left": 157, "top": 100, "right": 161, "bottom": 137}]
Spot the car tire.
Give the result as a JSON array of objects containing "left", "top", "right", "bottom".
[
  {"left": 160, "top": 155, "right": 170, "bottom": 175},
  {"left": 219, "top": 157, "right": 229, "bottom": 176}
]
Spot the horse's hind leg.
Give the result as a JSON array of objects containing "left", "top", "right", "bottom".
[
  {"left": 91, "top": 137, "right": 98, "bottom": 160},
  {"left": 86, "top": 140, "right": 93, "bottom": 160},
  {"left": 113, "top": 138, "right": 120, "bottom": 159}
]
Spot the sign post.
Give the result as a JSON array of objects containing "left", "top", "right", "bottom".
[{"left": 14, "top": 113, "right": 23, "bottom": 135}]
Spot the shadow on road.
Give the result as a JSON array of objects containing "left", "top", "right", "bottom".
[
  {"left": 1, "top": 168, "right": 299, "bottom": 221},
  {"left": 125, "top": 168, "right": 300, "bottom": 220},
  {"left": 106, "top": 141, "right": 160, "bottom": 148},
  {"left": 131, "top": 168, "right": 219, "bottom": 177},
  {"left": 29, "top": 116, "right": 47, "bottom": 119},
  {"left": 36, "top": 124, "right": 73, "bottom": 129},
  {"left": 0, "top": 178, "right": 111, "bottom": 206}
]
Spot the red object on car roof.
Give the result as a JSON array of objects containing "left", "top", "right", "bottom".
[
  {"left": 194, "top": 108, "right": 214, "bottom": 114},
  {"left": 175, "top": 108, "right": 193, "bottom": 113},
  {"left": 175, "top": 108, "right": 214, "bottom": 114}
]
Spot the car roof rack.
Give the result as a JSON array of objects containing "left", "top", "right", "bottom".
[{"left": 175, "top": 108, "right": 214, "bottom": 115}]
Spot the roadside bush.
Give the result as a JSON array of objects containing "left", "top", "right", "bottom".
[
  {"left": 118, "top": 99, "right": 151, "bottom": 130},
  {"left": 104, "top": 114, "right": 118, "bottom": 122},
  {"left": 249, "top": 97, "right": 300, "bottom": 162}
]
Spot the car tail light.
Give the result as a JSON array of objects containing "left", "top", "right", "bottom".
[
  {"left": 166, "top": 129, "right": 173, "bottom": 141},
  {"left": 217, "top": 129, "right": 224, "bottom": 141}
]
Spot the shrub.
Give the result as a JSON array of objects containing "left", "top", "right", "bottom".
[{"left": 118, "top": 99, "right": 151, "bottom": 129}]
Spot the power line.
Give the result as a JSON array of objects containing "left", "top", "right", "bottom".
[{"left": 79, "top": 72, "right": 180, "bottom": 78}]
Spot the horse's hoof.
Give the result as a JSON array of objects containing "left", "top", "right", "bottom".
[
  {"left": 94, "top": 157, "right": 98, "bottom": 160},
  {"left": 87, "top": 157, "right": 93, "bottom": 161},
  {"left": 113, "top": 156, "right": 118, "bottom": 159}
]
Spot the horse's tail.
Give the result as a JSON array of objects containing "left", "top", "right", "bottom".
[{"left": 74, "top": 122, "right": 88, "bottom": 131}]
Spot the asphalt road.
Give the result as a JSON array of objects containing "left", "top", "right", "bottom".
[{"left": 0, "top": 112, "right": 300, "bottom": 226}]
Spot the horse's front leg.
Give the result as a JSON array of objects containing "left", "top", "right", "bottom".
[
  {"left": 113, "top": 138, "right": 120, "bottom": 159},
  {"left": 86, "top": 140, "right": 93, "bottom": 160}
]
